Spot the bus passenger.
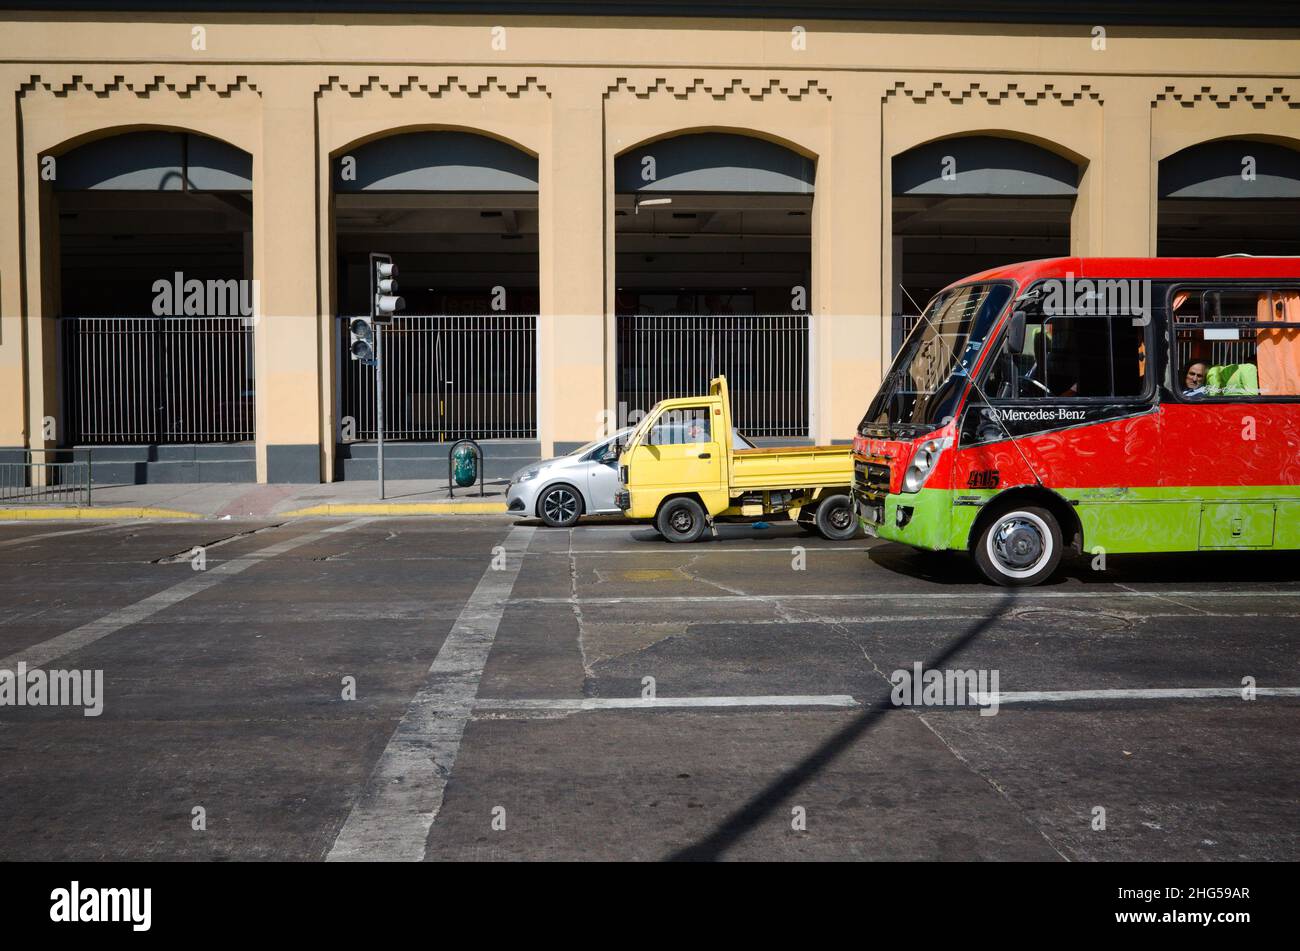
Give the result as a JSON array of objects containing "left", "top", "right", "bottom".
[{"left": 1182, "top": 360, "right": 1208, "bottom": 398}]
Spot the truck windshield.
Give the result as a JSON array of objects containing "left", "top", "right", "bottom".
[{"left": 859, "top": 281, "right": 1013, "bottom": 437}]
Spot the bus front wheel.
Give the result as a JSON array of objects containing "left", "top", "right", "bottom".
[{"left": 973, "top": 505, "right": 1062, "bottom": 587}]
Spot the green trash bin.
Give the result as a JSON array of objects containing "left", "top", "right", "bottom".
[{"left": 452, "top": 444, "right": 478, "bottom": 487}]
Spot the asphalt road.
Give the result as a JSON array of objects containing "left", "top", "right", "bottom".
[{"left": 0, "top": 515, "right": 1296, "bottom": 861}]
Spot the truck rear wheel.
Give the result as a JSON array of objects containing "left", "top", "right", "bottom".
[
  {"left": 814, "top": 494, "right": 858, "bottom": 541},
  {"left": 656, "top": 497, "right": 708, "bottom": 543},
  {"left": 973, "top": 505, "right": 1062, "bottom": 586}
]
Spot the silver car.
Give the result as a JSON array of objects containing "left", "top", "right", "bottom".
[
  {"left": 506, "top": 430, "right": 632, "bottom": 527},
  {"left": 507, "top": 427, "right": 756, "bottom": 527}
]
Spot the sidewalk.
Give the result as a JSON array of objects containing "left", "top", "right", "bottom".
[{"left": 0, "top": 478, "right": 511, "bottom": 520}]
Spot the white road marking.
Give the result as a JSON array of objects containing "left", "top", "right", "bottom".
[
  {"left": 974, "top": 687, "right": 1300, "bottom": 704},
  {"left": 477, "top": 686, "right": 1300, "bottom": 717},
  {"left": 0, "top": 522, "right": 136, "bottom": 550},
  {"left": 635, "top": 611, "right": 1300, "bottom": 625},
  {"left": 547, "top": 525, "right": 849, "bottom": 534},
  {"left": 327, "top": 525, "right": 535, "bottom": 863},
  {"left": 553, "top": 525, "right": 675, "bottom": 532},
  {"left": 511, "top": 589, "right": 1300, "bottom": 605},
  {"left": 1115, "top": 581, "right": 1209, "bottom": 616},
  {"left": 0, "top": 519, "right": 369, "bottom": 671},
  {"left": 527, "top": 547, "right": 874, "bottom": 555},
  {"left": 474, "top": 694, "right": 858, "bottom": 712}
]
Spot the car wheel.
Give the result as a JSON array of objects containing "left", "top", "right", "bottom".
[
  {"left": 656, "top": 497, "right": 707, "bottom": 543},
  {"left": 814, "top": 494, "right": 858, "bottom": 541},
  {"left": 537, "top": 484, "right": 583, "bottom": 528},
  {"left": 973, "top": 505, "right": 1062, "bottom": 587}
]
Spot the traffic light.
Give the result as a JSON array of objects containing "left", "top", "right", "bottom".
[
  {"left": 371, "top": 254, "right": 405, "bottom": 323},
  {"left": 349, "top": 315, "right": 375, "bottom": 364}
]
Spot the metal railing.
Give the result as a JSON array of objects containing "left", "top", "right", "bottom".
[
  {"left": 60, "top": 316, "right": 255, "bottom": 444},
  {"left": 1174, "top": 313, "right": 1263, "bottom": 371},
  {"left": 338, "top": 314, "right": 538, "bottom": 441},
  {"left": 0, "top": 449, "right": 92, "bottom": 506},
  {"left": 616, "top": 313, "right": 809, "bottom": 437}
]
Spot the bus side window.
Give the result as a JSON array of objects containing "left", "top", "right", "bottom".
[
  {"left": 1172, "top": 289, "right": 1300, "bottom": 399},
  {"left": 984, "top": 313, "right": 1047, "bottom": 399},
  {"left": 1111, "top": 319, "right": 1148, "bottom": 397},
  {"left": 1257, "top": 291, "right": 1300, "bottom": 396},
  {"left": 985, "top": 312, "right": 1144, "bottom": 401}
]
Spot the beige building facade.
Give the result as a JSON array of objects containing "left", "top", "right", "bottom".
[{"left": 2, "top": 7, "right": 1299, "bottom": 483}]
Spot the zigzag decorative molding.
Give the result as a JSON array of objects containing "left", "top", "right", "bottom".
[
  {"left": 19, "top": 73, "right": 259, "bottom": 98},
  {"left": 317, "top": 75, "right": 550, "bottom": 99},
  {"left": 1152, "top": 84, "right": 1296, "bottom": 108},
  {"left": 884, "top": 80, "right": 1100, "bottom": 105},
  {"left": 605, "top": 77, "right": 829, "bottom": 101}
]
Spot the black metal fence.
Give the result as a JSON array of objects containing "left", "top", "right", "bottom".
[
  {"left": 60, "top": 316, "right": 255, "bottom": 444},
  {"left": 616, "top": 314, "right": 809, "bottom": 437},
  {"left": 338, "top": 314, "right": 538, "bottom": 441}
]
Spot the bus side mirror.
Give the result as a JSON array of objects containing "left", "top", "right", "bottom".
[{"left": 1007, "top": 311, "right": 1027, "bottom": 354}]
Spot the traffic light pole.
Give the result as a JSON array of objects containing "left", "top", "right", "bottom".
[
  {"left": 376, "top": 323, "right": 385, "bottom": 501},
  {"left": 365, "top": 252, "right": 403, "bottom": 502}
]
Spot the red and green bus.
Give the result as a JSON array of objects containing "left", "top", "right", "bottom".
[{"left": 853, "top": 257, "right": 1300, "bottom": 585}]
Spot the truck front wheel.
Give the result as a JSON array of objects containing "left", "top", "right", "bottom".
[
  {"left": 656, "top": 497, "right": 708, "bottom": 543},
  {"left": 814, "top": 494, "right": 858, "bottom": 541}
]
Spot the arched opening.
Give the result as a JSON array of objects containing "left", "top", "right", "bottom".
[
  {"left": 891, "top": 134, "right": 1079, "bottom": 352},
  {"left": 51, "top": 130, "right": 255, "bottom": 482},
  {"left": 614, "top": 132, "right": 814, "bottom": 440},
  {"left": 332, "top": 130, "right": 540, "bottom": 479},
  {"left": 1157, "top": 139, "right": 1300, "bottom": 256}
]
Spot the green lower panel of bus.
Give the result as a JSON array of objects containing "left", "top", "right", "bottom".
[{"left": 863, "top": 485, "right": 1300, "bottom": 555}]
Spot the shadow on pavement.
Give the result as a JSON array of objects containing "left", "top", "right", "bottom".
[
  {"left": 868, "top": 540, "right": 1300, "bottom": 589},
  {"left": 665, "top": 593, "right": 1017, "bottom": 861},
  {"left": 866, "top": 544, "right": 991, "bottom": 586}
]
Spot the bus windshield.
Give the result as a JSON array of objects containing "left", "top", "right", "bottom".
[{"left": 860, "top": 281, "right": 1013, "bottom": 437}]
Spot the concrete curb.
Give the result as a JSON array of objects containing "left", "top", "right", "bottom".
[
  {"left": 278, "top": 501, "right": 509, "bottom": 517},
  {"left": 0, "top": 506, "right": 202, "bottom": 520},
  {"left": 0, "top": 501, "right": 509, "bottom": 521}
]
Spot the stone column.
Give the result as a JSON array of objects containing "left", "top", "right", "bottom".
[
  {"left": 254, "top": 70, "right": 324, "bottom": 483},
  {"left": 813, "top": 76, "right": 883, "bottom": 444},
  {"left": 537, "top": 75, "right": 607, "bottom": 456}
]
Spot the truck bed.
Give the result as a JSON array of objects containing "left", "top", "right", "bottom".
[{"left": 730, "top": 445, "right": 853, "bottom": 491}]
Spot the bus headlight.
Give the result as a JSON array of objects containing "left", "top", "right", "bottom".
[{"left": 902, "top": 437, "right": 952, "bottom": 493}]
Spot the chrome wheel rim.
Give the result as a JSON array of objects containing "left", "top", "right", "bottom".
[
  {"left": 542, "top": 488, "right": 578, "bottom": 523},
  {"left": 988, "top": 511, "right": 1051, "bottom": 577}
]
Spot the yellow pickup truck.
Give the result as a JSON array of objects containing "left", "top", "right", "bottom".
[{"left": 614, "top": 375, "right": 857, "bottom": 542}]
